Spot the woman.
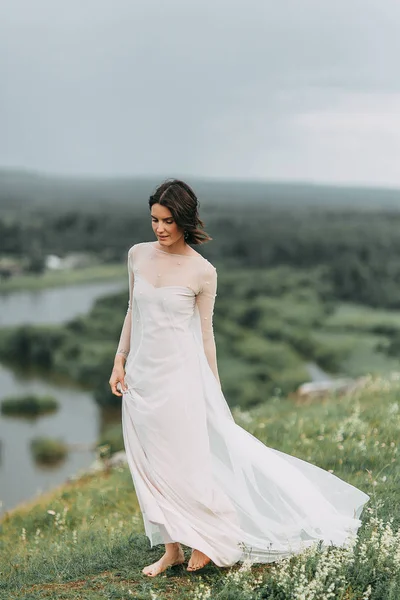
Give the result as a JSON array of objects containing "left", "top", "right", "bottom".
[{"left": 109, "top": 179, "right": 369, "bottom": 578}]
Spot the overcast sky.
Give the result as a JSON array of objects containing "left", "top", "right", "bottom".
[{"left": 1, "top": 0, "right": 400, "bottom": 186}]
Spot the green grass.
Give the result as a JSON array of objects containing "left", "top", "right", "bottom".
[
  {"left": 1, "top": 375, "right": 399, "bottom": 599},
  {"left": 312, "top": 329, "right": 400, "bottom": 377},
  {"left": 0, "top": 263, "right": 126, "bottom": 293},
  {"left": 324, "top": 302, "right": 400, "bottom": 334}
]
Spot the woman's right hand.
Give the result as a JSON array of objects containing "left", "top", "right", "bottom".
[{"left": 109, "top": 364, "right": 127, "bottom": 397}]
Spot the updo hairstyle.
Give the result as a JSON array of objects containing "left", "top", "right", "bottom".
[{"left": 149, "top": 179, "right": 212, "bottom": 245}]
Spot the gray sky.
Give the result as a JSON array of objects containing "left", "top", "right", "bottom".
[{"left": 1, "top": 0, "right": 400, "bottom": 186}]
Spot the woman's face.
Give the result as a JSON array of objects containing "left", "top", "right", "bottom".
[{"left": 151, "top": 203, "right": 184, "bottom": 246}]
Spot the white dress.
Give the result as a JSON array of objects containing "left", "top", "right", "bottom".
[{"left": 116, "top": 241, "right": 369, "bottom": 567}]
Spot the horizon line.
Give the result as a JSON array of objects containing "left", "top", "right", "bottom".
[{"left": 1, "top": 165, "right": 400, "bottom": 194}]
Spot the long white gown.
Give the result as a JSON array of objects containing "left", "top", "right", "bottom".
[{"left": 116, "top": 241, "right": 370, "bottom": 567}]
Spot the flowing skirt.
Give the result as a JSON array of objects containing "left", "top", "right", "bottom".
[{"left": 121, "top": 305, "right": 369, "bottom": 567}]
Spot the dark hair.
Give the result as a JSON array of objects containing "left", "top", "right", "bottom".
[{"left": 148, "top": 179, "right": 212, "bottom": 245}]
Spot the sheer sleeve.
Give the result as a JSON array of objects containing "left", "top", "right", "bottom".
[
  {"left": 195, "top": 262, "right": 221, "bottom": 386},
  {"left": 115, "top": 246, "right": 135, "bottom": 360}
]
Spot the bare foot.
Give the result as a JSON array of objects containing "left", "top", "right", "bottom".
[
  {"left": 187, "top": 549, "right": 211, "bottom": 571},
  {"left": 142, "top": 547, "right": 185, "bottom": 577}
]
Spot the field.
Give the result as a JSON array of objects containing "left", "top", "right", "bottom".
[
  {"left": 0, "top": 264, "right": 126, "bottom": 293},
  {"left": 1, "top": 374, "right": 398, "bottom": 600}
]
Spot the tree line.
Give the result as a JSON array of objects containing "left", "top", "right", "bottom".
[{"left": 2, "top": 202, "right": 400, "bottom": 308}]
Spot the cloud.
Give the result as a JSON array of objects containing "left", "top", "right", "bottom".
[{"left": 1, "top": 0, "right": 399, "bottom": 185}]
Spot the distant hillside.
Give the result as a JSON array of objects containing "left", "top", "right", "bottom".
[
  {"left": 1, "top": 168, "right": 400, "bottom": 212},
  {"left": 0, "top": 169, "right": 156, "bottom": 212}
]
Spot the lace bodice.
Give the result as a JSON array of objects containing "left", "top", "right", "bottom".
[{"left": 115, "top": 241, "right": 220, "bottom": 384}]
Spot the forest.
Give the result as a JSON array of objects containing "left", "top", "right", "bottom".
[
  {"left": 2, "top": 169, "right": 400, "bottom": 308},
  {"left": 1, "top": 170, "right": 400, "bottom": 408}
]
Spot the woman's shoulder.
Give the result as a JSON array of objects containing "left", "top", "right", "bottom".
[
  {"left": 181, "top": 245, "right": 217, "bottom": 275},
  {"left": 184, "top": 248, "right": 217, "bottom": 276},
  {"left": 129, "top": 241, "right": 148, "bottom": 251},
  {"left": 196, "top": 255, "right": 217, "bottom": 287},
  {"left": 127, "top": 241, "right": 150, "bottom": 258}
]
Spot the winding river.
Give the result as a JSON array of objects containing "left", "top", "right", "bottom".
[{"left": 0, "top": 280, "right": 125, "bottom": 515}]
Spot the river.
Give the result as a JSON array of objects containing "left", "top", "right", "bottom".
[{"left": 0, "top": 280, "right": 125, "bottom": 516}]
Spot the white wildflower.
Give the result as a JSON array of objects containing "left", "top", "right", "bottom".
[
  {"left": 362, "top": 584, "right": 372, "bottom": 599},
  {"left": 192, "top": 582, "right": 212, "bottom": 600},
  {"left": 333, "top": 403, "right": 367, "bottom": 443},
  {"left": 232, "top": 407, "right": 253, "bottom": 426},
  {"left": 54, "top": 506, "right": 68, "bottom": 531},
  {"left": 34, "top": 528, "right": 42, "bottom": 545},
  {"left": 238, "top": 557, "right": 255, "bottom": 572}
]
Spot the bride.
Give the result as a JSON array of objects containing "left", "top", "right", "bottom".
[{"left": 109, "top": 179, "right": 369, "bottom": 577}]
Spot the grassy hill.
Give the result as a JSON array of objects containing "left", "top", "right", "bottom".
[{"left": 1, "top": 374, "right": 398, "bottom": 599}]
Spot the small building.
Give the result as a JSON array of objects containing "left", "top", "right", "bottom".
[{"left": 44, "top": 253, "right": 95, "bottom": 270}]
